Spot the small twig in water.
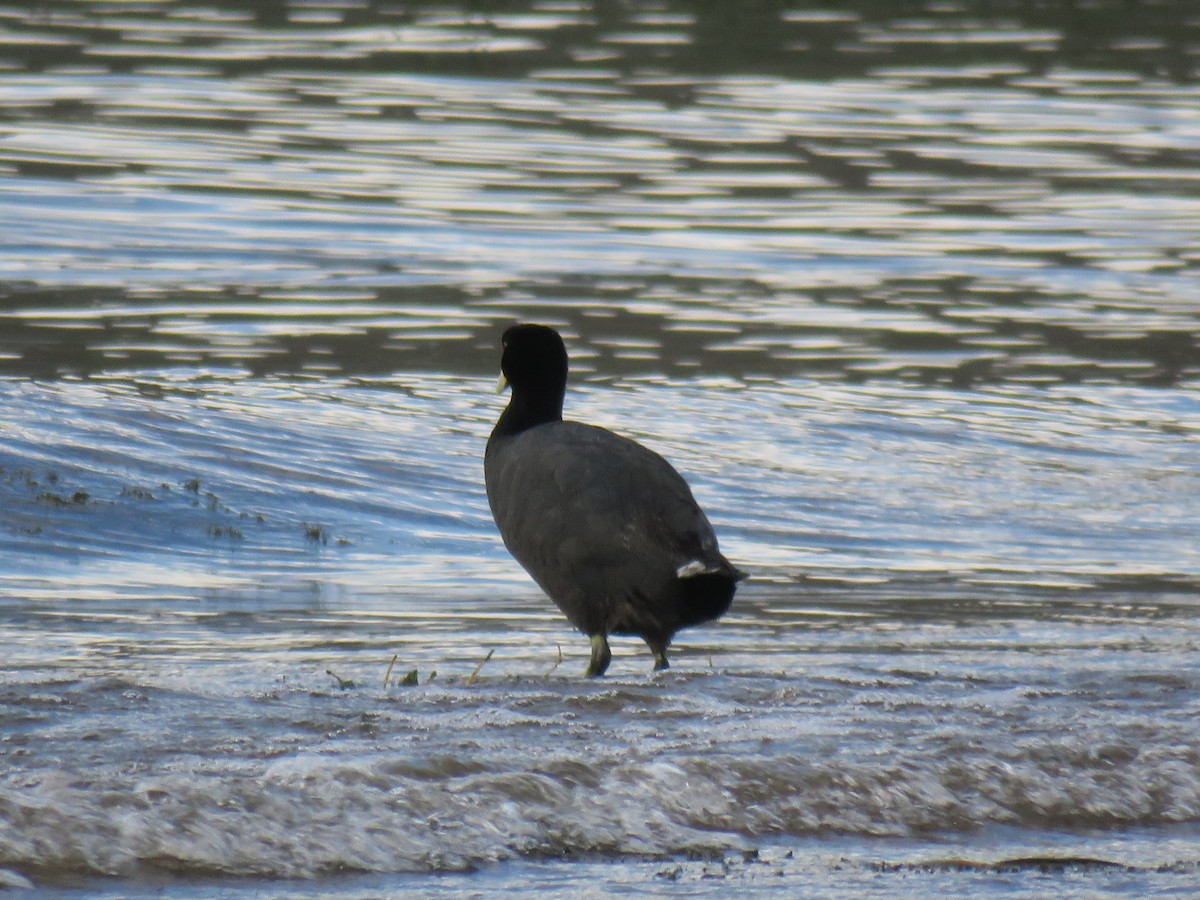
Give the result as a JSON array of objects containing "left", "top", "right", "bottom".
[
  {"left": 383, "top": 654, "right": 398, "bottom": 689},
  {"left": 544, "top": 643, "right": 563, "bottom": 677},
  {"left": 466, "top": 648, "right": 495, "bottom": 685},
  {"left": 326, "top": 668, "right": 355, "bottom": 690}
]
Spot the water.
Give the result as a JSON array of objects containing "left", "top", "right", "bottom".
[{"left": 2, "top": 0, "right": 1199, "bottom": 895}]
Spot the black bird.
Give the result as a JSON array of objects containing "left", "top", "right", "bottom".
[{"left": 484, "top": 324, "right": 744, "bottom": 676}]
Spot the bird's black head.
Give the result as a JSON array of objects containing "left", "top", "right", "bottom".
[
  {"left": 500, "top": 324, "right": 568, "bottom": 399},
  {"left": 492, "top": 324, "right": 569, "bottom": 438}
]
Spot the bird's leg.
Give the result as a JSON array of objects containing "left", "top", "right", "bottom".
[
  {"left": 585, "top": 633, "right": 611, "bottom": 677},
  {"left": 646, "top": 638, "right": 669, "bottom": 672}
]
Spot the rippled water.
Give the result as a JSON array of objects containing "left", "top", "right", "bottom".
[{"left": 2, "top": 0, "right": 1199, "bottom": 895}]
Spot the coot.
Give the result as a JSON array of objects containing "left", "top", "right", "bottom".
[{"left": 484, "top": 324, "right": 744, "bottom": 676}]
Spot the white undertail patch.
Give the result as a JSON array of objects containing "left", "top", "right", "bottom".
[{"left": 676, "top": 560, "right": 717, "bottom": 579}]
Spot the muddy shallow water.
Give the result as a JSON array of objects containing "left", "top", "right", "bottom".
[{"left": 1, "top": 0, "right": 1199, "bottom": 895}]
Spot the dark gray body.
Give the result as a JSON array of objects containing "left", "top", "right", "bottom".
[{"left": 485, "top": 419, "right": 739, "bottom": 649}]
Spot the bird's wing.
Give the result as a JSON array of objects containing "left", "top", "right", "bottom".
[{"left": 489, "top": 421, "right": 717, "bottom": 575}]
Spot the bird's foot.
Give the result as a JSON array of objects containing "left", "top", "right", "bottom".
[{"left": 585, "top": 633, "right": 611, "bottom": 677}]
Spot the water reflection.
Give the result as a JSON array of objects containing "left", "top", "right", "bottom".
[
  {"left": 3, "top": 7, "right": 1200, "bottom": 894},
  {"left": 0, "top": 1, "right": 1196, "bottom": 384}
]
